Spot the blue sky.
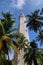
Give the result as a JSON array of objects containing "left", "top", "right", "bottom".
[
  {"left": 0, "top": 0, "right": 43, "bottom": 17},
  {"left": 0, "top": 0, "right": 43, "bottom": 59},
  {"left": 0, "top": 0, "right": 43, "bottom": 45}
]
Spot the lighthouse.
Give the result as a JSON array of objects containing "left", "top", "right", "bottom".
[
  {"left": 12, "top": 13, "right": 30, "bottom": 65},
  {"left": 17, "top": 13, "right": 30, "bottom": 65},
  {"left": 19, "top": 13, "right": 30, "bottom": 41}
]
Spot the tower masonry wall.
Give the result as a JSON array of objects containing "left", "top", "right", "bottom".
[{"left": 17, "top": 13, "right": 30, "bottom": 65}]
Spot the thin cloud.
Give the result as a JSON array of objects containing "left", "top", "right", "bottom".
[
  {"left": 36, "top": 0, "right": 42, "bottom": 6},
  {"left": 30, "top": 0, "right": 42, "bottom": 6},
  {"left": 10, "top": 0, "right": 26, "bottom": 9}
]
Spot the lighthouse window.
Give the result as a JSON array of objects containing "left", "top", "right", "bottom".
[
  {"left": 24, "top": 21, "right": 26, "bottom": 23},
  {"left": 25, "top": 29, "right": 27, "bottom": 32}
]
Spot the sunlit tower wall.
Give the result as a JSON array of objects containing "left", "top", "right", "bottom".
[
  {"left": 17, "top": 13, "right": 30, "bottom": 65},
  {"left": 19, "top": 13, "right": 30, "bottom": 41}
]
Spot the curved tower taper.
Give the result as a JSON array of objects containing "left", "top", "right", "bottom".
[{"left": 19, "top": 13, "right": 30, "bottom": 41}]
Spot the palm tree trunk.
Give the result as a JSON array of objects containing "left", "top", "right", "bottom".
[{"left": 34, "top": 58, "right": 38, "bottom": 65}]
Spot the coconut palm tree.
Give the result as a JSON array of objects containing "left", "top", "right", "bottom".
[
  {"left": 16, "top": 33, "right": 29, "bottom": 50},
  {"left": 36, "top": 30, "right": 43, "bottom": 44},
  {"left": 0, "top": 12, "right": 20, "bottom": 65},
  {"left": 1, "top": 12, "right": 15, "bottom": 33},
  {"left": 24, "top": 40, "right": 43, "bottom": 65},
  {"left": 26, "top": 10, "right": 43, "bottom": 32}
]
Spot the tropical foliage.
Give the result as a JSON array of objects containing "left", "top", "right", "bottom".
[
  {"left": 24, "top": 40, "right": 43, "bottom": 65},
  {"left": 24, "top": 9, "right": 43, "bottom": 65},
  {"left": 26, "top": 9, "right": 43, "bottom": 44},
  {"left": 26, "top": 10, "right": 43, "bottom": 32},
  {"left": 16, "top": 33, "right": 29, "bottom": 50},
  {"left": 36, "top": 30, "right": 43, "bottom": 44},
  {"left": 0, "top": 12, "right": 20, "bottom": 65},
  {"left": 0, "top": 8, "right": 43, "bottom": 65}
]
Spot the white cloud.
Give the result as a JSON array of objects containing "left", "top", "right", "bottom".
[
  {"left": 10, "top": 0, "right": 26, "bottom": 9},
  {"left": 30, "top": 0, "right": 42, "bottom": 6},
  {"left": 36, "top": 0, "right": 42, "bottom": 6}
]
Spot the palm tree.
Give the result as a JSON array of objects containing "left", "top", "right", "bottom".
[
  {"left": 36, "top": 30, "right": 43, "bottom": 44},
  {"left": 24, "top": 40, "right": 43, "bottom": 65},
  {"left": 0, "top": 35, "right": 19, "bottom": 53},
  {"left": 16, "top": 33, "right": 29, "bottom": 50},
  {"left": 2, "top": 12, "right": 15, "bottom": 33},
  {"left": 0, "top": 12, "right": 20, "bottom": 65},
  {"left": 26, "top": 10, "right": 43, "bottom": 32}
]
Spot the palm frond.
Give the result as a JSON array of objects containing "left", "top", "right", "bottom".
[
  {"left": 1, "top": 35, "right": 19, "bottom": 54},
  {"left": 0, "top": 20, "right": 5, "bottom": 34}
]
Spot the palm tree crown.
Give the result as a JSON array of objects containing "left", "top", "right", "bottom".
[
  {"left": 0, "top": 12, "right": 20, "bottom": 65},
  {"left": 26, "top": 10, "right": 43, "bottom": 32},
  {"left": 24, "top": 40, "right": 43, "bottom": 65}
]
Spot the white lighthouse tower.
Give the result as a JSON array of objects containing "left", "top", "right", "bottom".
[
  {"left": 12, "top": 13, "right": 30, "bottom": 65},
  {"left": 17, "top": 13, "right": 30, "bottom": 65},
  {"left": 19, "top": 13, "right": 30, "bottom": 41}
]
